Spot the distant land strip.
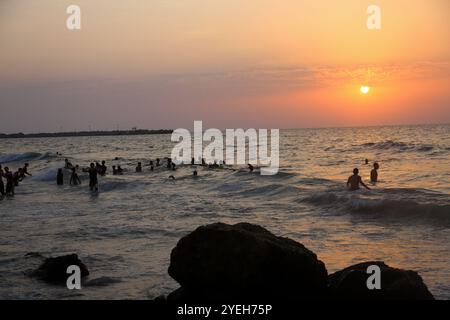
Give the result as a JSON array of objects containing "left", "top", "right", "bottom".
[{"left": 0, "top": 129, "right": 173, "bottom": 139}]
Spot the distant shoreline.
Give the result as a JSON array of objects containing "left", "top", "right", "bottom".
[{"left": 0, "top": 129, "right": 173, "bottom": 139}]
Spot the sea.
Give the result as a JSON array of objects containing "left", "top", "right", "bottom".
[{"left": 0, "top": 124, "right": 449, "bottom": 299}]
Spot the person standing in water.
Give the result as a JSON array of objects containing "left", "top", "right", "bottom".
[
  {"left": 95, "top": 162, "right": 102, "bottom": 174},
  {"left": 100, "top": 161, "right": 107, "bottom": 176},
  {"left": 136, "top": 162, "right": 142, "bottom": 172},
  {"left": 13, "top": 168, "right": 23, "bottom": 186},
  {"left": 347, "top": 168, "right": 370, "bottom": 191},
  {"left": 56, "top": 168, "right": 64, "bottom": 185},
  {"left": 0, "top": 165, "right": 5, "bottom": 196},
  {"left": 88, "top": 163, "right": 98, "bottom": 192},
  {"left": 64, "top": 159, "right": 73, "bottom": 169},
  {"left": 22, "top": 163, "right": 32, "bottom": 178},
  {"left": 370, "top": 162, "right": 380, "bottom": 183},
  {"left": 4, "top": 167, "right": 14, "bottom": 196},
  {"left": 69, "top": 168, "right": 81, "bottom": 185}
]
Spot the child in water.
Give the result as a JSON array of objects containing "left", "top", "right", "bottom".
[
  {"left": 347, "top": 168, "right": 371, "bottom": 191},
  {"left": 370, "top": 162, "right": 379, "bottom": 183}
]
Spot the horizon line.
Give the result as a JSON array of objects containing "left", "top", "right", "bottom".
[{"left": 1, "top": 121, "right": 449, "bottom": 137}]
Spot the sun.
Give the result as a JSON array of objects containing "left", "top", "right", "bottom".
[{"left": 360, "top": 85, "right": 370, "bottom": 94}]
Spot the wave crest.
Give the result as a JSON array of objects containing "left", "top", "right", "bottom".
[
  {"left": 302, "top": 191, "right": 450, "bottom": 224},
  {"left": 0, "top": 152, "right": 42, "bottom": 163}
]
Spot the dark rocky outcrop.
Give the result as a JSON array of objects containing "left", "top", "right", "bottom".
[
  {"left": 30, "top": 254, "right": 89, "bottom": 284},
  {"left": 328, "top": 261, "right": 434, "bottom": 300},
  {"left": 167, "top": 222, "right": 328, "bottom": 301},
  {"left": 166, "top": 223, "right": 435, "bottom": 301}
]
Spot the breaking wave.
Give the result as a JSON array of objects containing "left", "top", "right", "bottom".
[
  {"left": 0, "top": 152, "right": 42, "bottom": 163},
  {"left": 302, "top": 190, "right": 450, "bottom": 224},
  {"left": 0, "top": 152, "right": 57, "bottom": 164}
]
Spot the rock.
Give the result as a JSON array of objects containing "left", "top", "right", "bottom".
[
  {"left": 24, "top": 252, "right": 44, "bottom": 259},
  {"left": 168, "top": 222, "right": 328, "bottom": 301},
  {"left": 328, "top": 261, "right": 434, "bottom": 300},
  {"left": 31, "top": 254, "right": 89, "bottom": 284},
  {"left": 154, "top": 295, "right": 167, "bottom": 302}
]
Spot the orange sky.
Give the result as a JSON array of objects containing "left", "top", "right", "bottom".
[{"left": 0, "top": 0, "right": 449, "bottom": 132}]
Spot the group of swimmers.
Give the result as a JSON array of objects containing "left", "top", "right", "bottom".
[
  {"left": 0, "top": 163, "right": 32, "bottom": 197},
  {"left": 54, "top": 156, "right": 246, "bottom": 190},
  {"left": 58, "top": 159, "right": 105, "bottom": 192},
  {"left": 56, "top": 157, "right": 191, "bottom": 192},
  {"left": 347, "top": 160, "right": 380, "bottom": 191},
  {"left": 3, "top": 155, "right": 379, "bottom": 197}
]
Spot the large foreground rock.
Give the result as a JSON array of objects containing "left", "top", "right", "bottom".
[
  {"left": 168, "top": 222, "right": 328, "bottom": 301},
  {"left": 328, "top": 261, "right": 434, "bottom": 300},
  {"left": 31, "top": 254, "right": 89, "bottom": 284}
]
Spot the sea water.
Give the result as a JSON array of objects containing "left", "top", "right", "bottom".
[{"left": 0, "top": 124, "right": 449, "bottom": 299}]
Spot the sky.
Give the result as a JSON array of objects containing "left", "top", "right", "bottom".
[{"left": 0, "top": 0, "right": 449, "bottom": 133}]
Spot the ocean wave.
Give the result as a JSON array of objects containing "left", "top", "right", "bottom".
[
  {"left": 99, "top": 179, "right": 155, "bottom": 192},
  {"left": 229, "top": 168, "right": 297, "bottom": 179},
  {"left": 0, "top": 152, "right": 42, "bottom": 163},
  {"left": 32, "top": 167, "right": 59, "bottom": 182},
  {"left": 36, "top": 152, "right": 58, "bottom": 160},
  {"left": 302, "top": 191, "right": 450, "bottom": 224},
  {"left": 359, "top": 140, "right": 435, "bottom": 152},
  {"left": 239, "top": 183, "right": 300, "bottom": 197}
]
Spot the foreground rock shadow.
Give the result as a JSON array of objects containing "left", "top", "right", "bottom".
[{"left": 164, "top": 222, "right": 434, "bottom": 301}]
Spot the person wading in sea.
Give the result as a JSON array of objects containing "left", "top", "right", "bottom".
[
  {"left": 347, "top": 168, "right": 371, "bottom": 191},
  {"left": 88, "top": 163, "right": 99, "bottom": 192}
]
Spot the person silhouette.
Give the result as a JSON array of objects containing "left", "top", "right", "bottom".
[
  {"left": 4, "top": 167, "right": 14, "bottom": 195},
  {"left": 22, "top": 163, "right": 32, "bottom": 178},
  {"left": 56, "top": 168, "right": 64, "bottom": 186},
  {"left": 0, "top": 165, "right": 5, "bottom": 196},
  {"left": 347, "top": 168, "right": 370, "bottom": 191},
  {"left": 70, "top": 167, "right": 81, "bottom": 185},
  {"left": 88, "top": 163, "right": 98, "bottom": 192},
  {"left": 370, "top": 162, "right": 380, "bottom": 183}
]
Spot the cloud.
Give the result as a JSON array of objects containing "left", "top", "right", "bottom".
[{"left": 147, "top": 60, "right": 450, "bottom": 94}]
